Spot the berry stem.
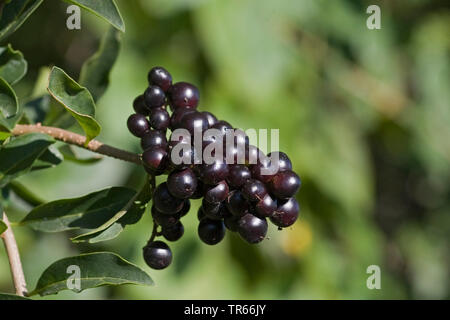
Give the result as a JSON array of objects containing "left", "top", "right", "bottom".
[
  {"left": 12, "top": 124, "right": 142, "bottom": 165},
  {"left": 1, "top": 212, "right": 27, "bottom": 296}
]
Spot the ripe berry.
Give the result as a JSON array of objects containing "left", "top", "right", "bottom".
[
  {"left": 179, "top": 199, "right": 191, "bottom": 217},
  {"left": 148, "top": 66, "right": 172, "bottom": 92},
  {"left": 245, "top": 145, "right": 267, "bottom": 166},
  {"left": 144, "top": 85, "right": 166, "bottom": 108},
  {"left": 143, "top": 241, "right": 172, "bottom": 270},
  {"left": 170, "top": 107, "right": 196, "bottom": 130},
  {"left": 270, "top": 198, "right": 299, "bottom": 228},
  {"left": 201, "top": 198, "right": 222, "bottom": 220},
  {"left": 198, "top": 218, "right": 225, "bottom": 245},
  {"left": 149, "top": 107, "right": 170, "bottom": 131},
  {"left": 141, "top": 130, "right": 168, "bottom": 150},
  {"left": 127, "top": 114, "right": 150, "bottom": 137},
  {"left": 242, "top": 179, "right": 267, "bottom": 202},
  {"left": 190, "top": 180, "right": 205, "bottom": 199},
  {"left": 133, "top": 95, "right": 149, "bottom": 115},
  {"left": 270, "top": 170, "right": 301, "bottom": 199},
  {"left": 227, "top": 165, "right": 251, "bottom": 188},
  {"left": 202, "top": 111, "right": 218, "bottom": 127},
  {"left": 237, "top": 214, "right": 268, "bottom": 244},
  {"left": 224, "top": 215, "right": 239, "bottom": 232},
  {"left": 197, "top": 206, "right": 206, "bottom": 221},
  {"left": 226, "top": 190, "right": 251, "bottom": 217},
  {"left": 162, "top": 221, "right": 184, "bottom": 242},
  {"left": 142, "top": 147, "right": 167, "bottom": 173},
  {"left": 153, "top": 182, "right": 184, "bottom": 214},
  {"left": 250, "top": 159, "right": 274, "bottom": 184},
  {"left": 180, "top": 111, "right": 209, "bottom": 135},
  {"left": 255, "top": 194, "right": 277, "bottom": 218},
  {"left": 211, "top": 120, "right": 232, "bottom": 137},
  {"left": 151, "top": 205, "right": 179, "bottom": 228},
  {"left": 267, "top": 151, "right": 292, "bottom": 173},
  {"left": 167, "top": 168, "right": 197, "bottom": 199},
  {"left": 168, "top": 82, "right": 200, "bottom": 109},
  {"left": 204, "top": 180, "right": 229, "bottom": 204},
  {"left": 200, "top": 160, "right": 229, "bottom": 185}
]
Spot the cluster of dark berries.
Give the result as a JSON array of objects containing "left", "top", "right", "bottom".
[{"left": 127, "top": 67, "right": 301, "bottom": 270}]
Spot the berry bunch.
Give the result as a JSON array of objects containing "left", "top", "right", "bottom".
[{"left": 127, "top": 67, "right": 301, "bottom": 270}]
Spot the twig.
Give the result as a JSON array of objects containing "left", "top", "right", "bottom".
[
  {"left": 12, "top": 124, "right": 142, "bottom": 165},
  {"left": 1, "top": 213, "right": 27, "bottom": 296}
]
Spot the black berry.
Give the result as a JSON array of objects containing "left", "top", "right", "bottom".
[
  {"left": 143, "top": 240, "right": 172, "bottom": 270},
  {"left": 162, "top": 221, "right": 184, "bottom": 242},
  {"left": 238, "top": 214, "right": 268, "bottom": 244},
  {"left": 167, "top": 168, "right": 198, "bottom": 199},
  {"left": 270, "top": 197, "right": 299, "bottom": 228},
  {"left": 127, "top": 113, "right": 150, "bottom": 137},
  {"left": 198, "top": 218, "right": 225, "bottom": 245},
  {"left": 168, "top": 82, "right": 200, "bottom": 109},
  {"left": 144, "top": 85, "right": 166, "bottom": 108},
  {"left": 148, "top": 66, "right": 172, "bottom": 92},
  {"left": 149, "top": 107, "right": 170, "bottom": 131},
  {"left": 270, "top": 170, "right": 301, "bottom": 199},
  {"left": 153, "top": 182, "right": 184, "bottom": 214}
]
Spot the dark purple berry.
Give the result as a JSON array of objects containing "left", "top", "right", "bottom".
[
  {"left": 237, "top": 214, "right": 268, "bottom": 244},
  {"left": 141, "top": 130, "right": 168, "bottom": 150},
  {"left": 226, "top": 190, "right": 251, "bottom": 217},
  {"left": 255, "top": 194, "right": 277, "bottom": 218},
  {"left": 267, "top": 151, "right": 292, "bottom": 173},
  {"left": 242, "top": 179, "right": 268, "bottom": 202},
  {"left": 204, "top": 180, "right": 229, "bottom": 204},
  {"left": 170, "top": 107, "right": 196, "bottom": 130},
  {"left": 162, "top": 221, "right": 184, "bottom": 242},
  {"left": 179, "top": 199, "right": 191, "bottom": 217},
  {"left": 133, "top": 95, "right": 149, "bottom": 115},
  {"left": 250, "top": 158, "right": 274, "bottom": 184},
  {"left": 168, "top": 82, "right": 200, "bottom": 109},
  {"left": 227, "top": 165, "right": 251, "bottom": 188},
  {"left": 211, "top": 120, "right": 232, "bottom": 136},
  {"left": 144, "top": 85, "right": 166, "bottom": 108},
  {"left": 224, "top": 215, "right": 239, "bottom": 232},
  {"left": 142, "top": 147, "right": 167, "bottom": 173},
  {"left": 143, "top": 240, "right": 172, "bottom": 270},
  {"left": 167, "top": 168, "right": 197, "bottom": 199},
  {"left": 190, "top": 180, "right": 205, "bottom": 199},
  {"left": 149, "top": 107, "right": 170, "bottom": 130},
  {"left": 198, "top": 218, "right": 225, "bottom": 245},
  {"left": 151, "top": 205, "right": 179, "bottom": 228},
  {"left": 270, "top": 198, "right": 299, "bottom": 228},
  {"left": 153, "top": 182, "right": 184, "bottom": 214},
  {"left": 201, "top": 198, "right": 222, "bottom": 220},
  {"left": 270, "top": 170, "right": 301, "bottom": 199},
  {"left": 197, "top": 206, "right": 206, "bottom": 221},
  {"left": 200, "top": 160, "right": 229, "bottom": 185},
  {"left": 148, "top": 67, "right": 172, "bottom": 92},
  {"left": 180, "top": 111, "right": 209, "bottom": 135},
  {"left": 202, "top": 111, "right": 218, "bottom": 127},
  {"left": 127, "top": 114, "right": 150, "bottom": 137}
]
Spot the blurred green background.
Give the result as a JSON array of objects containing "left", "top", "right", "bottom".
[{"left": 1, "top": 0, "right": 449, "bottom": 299}]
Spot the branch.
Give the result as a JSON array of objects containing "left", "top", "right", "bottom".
[
  {"left": 12, "top": 124, "right": 142, "bottom": 165},
  {"left": 1, "top": 213, "right": 27, "bottom": 296}
]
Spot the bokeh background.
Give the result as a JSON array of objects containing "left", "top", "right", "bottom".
[{"left": 1, "top": 0, "right": 449, "bottom": 299}]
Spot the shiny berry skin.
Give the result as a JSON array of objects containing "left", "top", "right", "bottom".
[
  {"left": 127, "top": 114, "right": 150, "bottom": 137},
  {"left": 142, "top": 147, "right": 167, "bottom": 173},
  {"left": 169, "top": 143, "right": 197, "bottom": 169},
  {"left": 133, "top": 95, "right": 149, "bottom": 115},
  {"left": 245, "top": 145, "right": 267, "bottom": 166},
  {"left": 250, "top": 159, "right": 274, "bottom": 184},
  {"left": 270, "top": 170, "right": 301, "bottom": 199},
  {"left": 226, "top": 190, "right": 251, "bottom": 217},
  {"left": 255, "top": 194, "right": 277, "bottom": 218},
  {"left": 148, "top": 67, "right": 172, "bottom": 92},
  {"left": 237, "top": 214, "right": 268, "bottom": 244},
  {"left": 211, "top": 120, "right": 232, "bottom": 137},
  {"left": 170, "top": 107, "right": 196, "bottom": 130},
  {"left": 198, "top": 218, "right": 226, "bottom": 245},
  {"left": 202, "top": 111, "right": 218, "bottom": 127},
  {"left": 224, "top": 215, "right": 239, "bottom": 232},
  {"left": 200, "top": 160, "right": 229, "bottom": 185},
  {"left": 153, "top": 182, "right": 184, "bottom": 214},
  {"left": 143, "top": 241, "right": 172, "bottom": 270},
  {"left": 168, "top": 82, "right": 200, "bottom": 109},
  {"left": 149, "top": 107, "right": 170, "bottom": 130},
  {"left": 151, "top": 206, "right": 179, "bottom": 228},
  {"left": 167, "top": 168, "right": 197, "bottom": 199},
  {"left": 227, "top": 165, "right": 251, "bottom": 188},
  {"left": 267, "top": 151, "right": 292, "bottom": 173},
  {"left": 270, "top": 197, "right": 299, "bottom": 228},
  {"left": 144, "top": 85, "right": 166, "bottom": 108},
  {"left": 162, "top": 221, "right": 184, "bottom": 242},
  {"left": 180, "top": 111, "right": 209, "bottom": 135},
  {"left": 141, "top": 130, "right": 168, "bottom": 150},
  {"left": 204, "top": 180, "right": 229, "bottom": 204},
  {"left": 242, "top": 179, "right": 268, "bottom": 202},
  {"left": 201, "top": 198, "right": 222, "bottom": 220}
]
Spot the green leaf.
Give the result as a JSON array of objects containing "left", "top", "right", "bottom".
[
  {"left": 20, "top": 187, "right": 137, "bottom": 232},
  {"left": 0, "top": 76, "right": 18, "bottom": 128},
  {"left": 0, "top": 133, "right": 55, "bottom": 187},
  {"left": 64, "top": 0, "right": 125, "bottom": 32},
  {"left": 0, "top": 293, "right": 31, "bottom": 300},
  {"left": 31, "top": 145, "right": 63, "bottom": 171},
  {"left": 59, "top": 144, "right": 102, "bottom": 165},
  {"left": 9, "top": 180, "right": 44, "bottom": 206},
  {"left": 0, "top": 0, "right": 44, "bottom": 42},
  {"left": 30, "top": 252, "right": 153, "bottom": 296},
  {"left": 0, "top": 219, "right": 7, "bottom": 235},
  {"left": 71, "top": 180, "right": 152, "bottom": 243},
  {"left": 79, "top": 27, "right": 121, "bottom": 102},
  {"left": 0, "top": 44, "right": 27, "bottom": 85},
  {"left": 47, "top": 67, "right": 101, "bottom": 144}
]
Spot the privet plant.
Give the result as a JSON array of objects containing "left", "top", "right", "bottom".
[{"left": 0, "top": 1, "right": 300, "bottom": 299}]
